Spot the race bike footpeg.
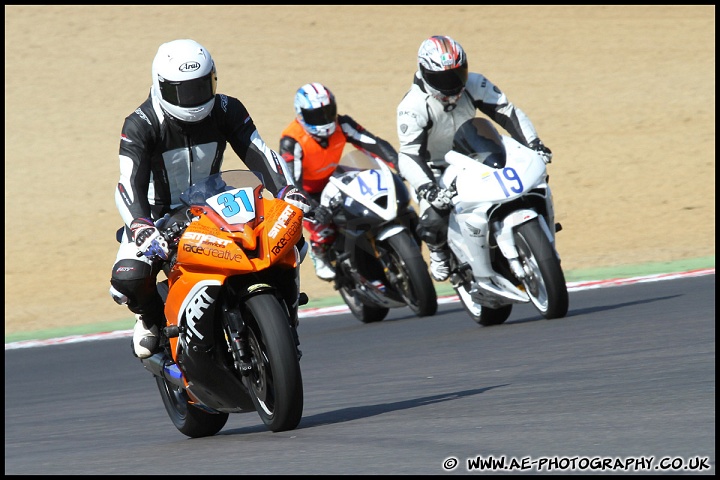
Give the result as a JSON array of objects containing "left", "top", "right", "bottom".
[
  {"left": 555, "top": 223, "right": 563, "bottom": 232},
  {"left": 299, "top": 292, "right": 309, "bottom": 306},
  {"left": 164, "top": 325, "right": 181, "bottom": 338}
]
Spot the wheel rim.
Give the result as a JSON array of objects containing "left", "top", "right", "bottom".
[
  {"left": 161, "top": 378, "right": 189, "bottom": 419},
  {"left": 516, "top": 235, "right": 549, "bottom": 311},
  {"left": 385, "top": 250, "right": 418, "bottom": 308},
  {"left": 246, "top": 327, "right": 275, "bottom": 416}
]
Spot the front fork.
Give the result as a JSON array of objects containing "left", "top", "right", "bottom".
[
  {"left": 223, "top": 308, "right": 254, "bottom": 377},
  {"left": 494, "top": 210, "right": 558, "bottom": 281},
  {"left": 222, "top": 290, "right": 305, "bottom": 374}
]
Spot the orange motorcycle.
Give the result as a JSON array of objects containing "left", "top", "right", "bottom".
[{"left": 139, "top": 169, "right": 306, "bottom": 437}]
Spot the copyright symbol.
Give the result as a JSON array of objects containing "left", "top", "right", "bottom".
[{"left": 443, "top": 457, "right": 459, "bottom": 471}]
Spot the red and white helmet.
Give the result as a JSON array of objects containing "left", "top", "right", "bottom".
[
  {"left": 417, "top": 35, "right": 469, "bottom": 105},
  {"left": 151, "top": 39, "right": 217, "bottom": 123}
]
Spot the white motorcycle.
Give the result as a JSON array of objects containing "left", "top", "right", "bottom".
[{"left": 437, "top": 118, "right": 569, "bottom": 325}]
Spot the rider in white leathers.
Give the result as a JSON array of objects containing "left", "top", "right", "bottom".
[{"left": 397, "top": 35, "right": 553, "bottom": 282}]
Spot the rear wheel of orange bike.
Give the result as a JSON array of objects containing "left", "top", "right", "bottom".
[{"left": 155, "top": 375, "right": 229, "bottom": 438}]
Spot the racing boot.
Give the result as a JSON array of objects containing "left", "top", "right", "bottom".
[
  {"left": 309, "top": 245, "right": 335, "bottom": 281},
  {"left": 132, "top": 314, "right": 161, "bottom": 359},
  {"left": 428, "top": 246, "right": 451, "bottom": 282}
]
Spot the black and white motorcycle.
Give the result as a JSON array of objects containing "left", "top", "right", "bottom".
[{"left": 316, "top": 150, "right": 438, "bottom": 323}]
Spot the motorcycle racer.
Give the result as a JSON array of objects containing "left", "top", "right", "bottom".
[
  {"left": 397, "top": 35, "right": 553, "bottom": 282},
  {"left": 109, "top": 39, "right": 311, "bottom": 359},
  {"left": 279, "top": 82, "right": 398, "bottom": 281}
]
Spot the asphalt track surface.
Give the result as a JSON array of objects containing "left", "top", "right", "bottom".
[{"left": 5, "top": 273, "right": 715, "bottom": 475}]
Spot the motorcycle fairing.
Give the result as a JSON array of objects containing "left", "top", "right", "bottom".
[
  {"left": 179, "top": 344, "right": 257, "bottom": 413},
  {"left": 175, "top": 199, "right": 301, "bottom": 274},
  {"left": 446, "top": 150, "right": 544, "bottom": 205},
  {"left": 328, "top": 158, "right": 398, "bottom": 221},
  {"left": 177, "top": 280, "right": 221, "bottom": 348},
  {"left": 205, "top": 186, "right": 262, "bottom": 228}
]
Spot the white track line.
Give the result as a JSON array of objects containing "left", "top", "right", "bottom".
[{"left": 5, "top": 268, "right": 714, "bottom": 350}]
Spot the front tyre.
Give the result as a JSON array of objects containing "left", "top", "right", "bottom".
[
  {"left": 243, "top": 293, "right": 304, "bottom": 432},
  {"left": 384, "top": 232, "right": 438, "bottom": 317},
  {"left": 514, "top": 218, "right": 569, "bottom": 319}
]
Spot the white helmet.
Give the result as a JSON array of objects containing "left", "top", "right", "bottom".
[
  {"left": 417, "top": 35, "right": 468, "bottom": 105},
  {"left": 294, "top": 83, "right": 337, "bottom": 138},
  {"left": 151, "top": 39, "right": 217, "bottom": 123}
]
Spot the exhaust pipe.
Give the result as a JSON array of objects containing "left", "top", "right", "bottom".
[{"left": 141, "top": 353, "right": 185, "bottom": 389}]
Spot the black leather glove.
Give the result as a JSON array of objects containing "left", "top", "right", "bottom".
[
  {"left": 417, "top": 182, "right": 453, "bottom": 211},
  {"left": 312, "top": 205, "right": 333, "bottom": 225},
  {"left": 529, "top": 138, "right": 553, "bottom": 164}
]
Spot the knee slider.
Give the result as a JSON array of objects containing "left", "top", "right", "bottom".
[
  {"left": 109, "top": 285, "right": 128, "bottom": 305},
  {"left": 416, "top": 207, "right": 448, "bottom": 246},
  {"left": 110, "top": 259, "right": 155, "bottom": 308}
]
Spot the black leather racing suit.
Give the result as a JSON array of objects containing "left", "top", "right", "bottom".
[{"left": 110, "top": 89, "right": 299, "bottom": 328}]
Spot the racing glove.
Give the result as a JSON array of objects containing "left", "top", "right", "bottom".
[
  {"left": 130, "top": 217, "right": 169, "bottom": 260},
  {"left": 417, "top": 182, "right": 453, "bottom": 211},
  {"left": 529, "top": 138, "right": 553, "bottom": 164},
  {"left": 278, "top": 186, "right": 311, "bottom": 214},
  {"left": 312, "top": 205, "right": 334, "bottom": 225}
]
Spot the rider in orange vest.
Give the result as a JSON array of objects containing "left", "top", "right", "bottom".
[{"left": 279, "top": 82, "right": 398, "bottom": 280}]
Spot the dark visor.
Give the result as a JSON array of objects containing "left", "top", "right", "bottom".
[
  {"left": 423, "top": 63, "right": 468, "bottom": 96},
  {"left": 159, "top": 71, "right": 216, "bottom": 108},
  {"left": 301, "top": 103, "right": 337, "bottom": 126}
]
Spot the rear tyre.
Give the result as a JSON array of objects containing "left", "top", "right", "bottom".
[
  {"left": 155, "top": 375, "right": 229, "bottom": 438},
  {"left": 339, "top": 285, "right": 389, "bottom": 323},
  {"left": 455, "top": 283, "right": 513, "bottom": 326},
  {"left": 155, "top": 277, "right": 230, "bottom": 438}
]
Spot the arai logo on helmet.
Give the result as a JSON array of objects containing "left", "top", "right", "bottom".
[{"left": 179, "top": 61, "right": 201, "bottom": 72}]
